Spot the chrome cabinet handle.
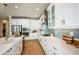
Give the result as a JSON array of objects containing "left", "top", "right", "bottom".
[
  {"left": 53, "top": 47, "right": 57, "bottom": 50},
  {"left": 6, "top": 48, "right": 12, "bottom": 52},
  {"left": 45, "top": 40, "right": 46, "bottom": 41},
  {"left": 53, "top": 52, "right": 56, "bottom": 55}
]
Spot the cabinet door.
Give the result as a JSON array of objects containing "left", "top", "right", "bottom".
[
  {"left": 41, "top": 39, "right": 53, "bottom": 55},
  {"left": 48, "top": 5, "right": 55, "bottom": 29},
  {"left": 3, "top": 45, "right": 17, "bottom": 55},
  {"left": 29, "top": 33, "right": 38, "bottom": 39},
  {"left": 16, "top": 40, "right": 22, "bottom": 55},
  {"left": 63, "top": 3, "right": 76, "bottom": 26},
  {"left": 41, "top": 39, "right": 47, "bottom": 52},
  {"left": 45, "top": 40, "right": 55, "bottom": 55},
  {"left": 55, "top": 3, "right": 76, "bottom": 27}
]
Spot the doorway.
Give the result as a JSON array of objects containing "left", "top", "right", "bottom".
[{"left": 3, "top": 23, "right": 6, "bottom": 37}]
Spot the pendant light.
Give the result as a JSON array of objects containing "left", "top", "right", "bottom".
[{"left": 3, "top": 4, "right": 7, "bottom": 23}]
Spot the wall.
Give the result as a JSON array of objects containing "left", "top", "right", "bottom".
[
  {"left": 11, "top": 18, "right": 40, "bottom": 32},
  {"left": 11, "top": 18, "right": 30, "bottom": 28},
  {"left": 0, "top": 17, "right": 10, "bottom": 37},
  {"left": 0, "top": 20, "right": 3, "bottom": 37},
  {"left": 6, "top": 17, "right": 10, "bottom": 37},
  {"left": 54, "top": 29, "right": 79, "bottom": 39}
]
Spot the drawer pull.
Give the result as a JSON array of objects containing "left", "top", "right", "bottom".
[
  {"left": 53, "top": 52, "right": 56, "bottom": 55},
  {"left": 53, "top": 47, "right": 57, "bottom": 50},
  {"left": 6, "top": 48, "right": 12, "bottom": 52}
]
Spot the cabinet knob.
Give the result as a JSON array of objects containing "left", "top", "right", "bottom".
[{"left": 53, "top": 47, "right": 57, "bottom": 50}]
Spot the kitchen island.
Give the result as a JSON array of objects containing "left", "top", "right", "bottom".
[{"left": 0, "top": 35, "right": 24, "bottom": 55}]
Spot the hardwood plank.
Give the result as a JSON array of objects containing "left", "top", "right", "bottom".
[{"left": 22, "top": 40, "right": 45, "bottom": 55}]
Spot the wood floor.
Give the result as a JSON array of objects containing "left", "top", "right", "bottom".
[{"left": 21, "top": 40, "right": 45, "bottom": 55}]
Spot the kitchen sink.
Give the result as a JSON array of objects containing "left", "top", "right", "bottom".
[{"left": 42, "top": 34, "right": 50, "bottom": 36}]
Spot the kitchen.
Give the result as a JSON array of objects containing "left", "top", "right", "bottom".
[{"left": 0, "top": 3, "right": 79, "bottom": 55}]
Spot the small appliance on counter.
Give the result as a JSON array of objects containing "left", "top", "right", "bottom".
[
  {"left": 73, "top": 39, "right": 79, "bottom": 48},
  {"left": 63, "top": 35, "right": 74, "bottom": 44}
]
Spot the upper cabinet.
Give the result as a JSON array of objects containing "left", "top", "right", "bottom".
[
  {"left": 47, "top": 3, "right": 79, "bottom": 29},
  {"left": 55, "top": 3, "right": 76, "bottom": 27},
  {"left": 39, "top": 14, "right": 47, "bottom": 34},
  {"left": 76, "top": 3, "right": 79, "bottom": 26},
  {"left": 47, "top": 4, "right": 55, "bottom": 29},
  {"left": 39, "top": 9, "right": 49, "bottom": 35}
]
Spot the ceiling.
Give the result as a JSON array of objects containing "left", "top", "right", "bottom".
[{"left": 0, "top": 3, "right": 49, "bottom": 19}]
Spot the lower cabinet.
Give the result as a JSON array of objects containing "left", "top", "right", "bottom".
[
  {"left": 39, "top": 38, "right": 58, "bottom": 55},
  {"left": 3, "top": 44, "right": 17, "bottom": 55},
  {"left": 3, "top": 39, "right": 23, "bottom": 55},
  {"left": 16, "top": 40, "right": 23, "bottom": 55},
  {"left": 29, "top": 33, "right": 38, "bottom": 39}
]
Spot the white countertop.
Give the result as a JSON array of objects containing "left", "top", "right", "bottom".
[
  {"left": 0, "top": 42, "right": 15, "bottom": 55},
  {"left": 41, "top": 36, "right": 79, "bottom": 55},
  {"left": 0, "top": 36, "right": 23, "bottom": 55}
]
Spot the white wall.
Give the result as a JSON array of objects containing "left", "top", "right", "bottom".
[
  {"left": 30, "top": 20, "right": 40, "bottom": 30},
  {"left": 11, "top": 18, "right": 41, "bottom": 31},
  {"left": 11, "top": 18, "right": 30, "bottom": 28}
]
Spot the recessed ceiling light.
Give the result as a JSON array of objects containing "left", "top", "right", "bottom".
[
  {"left": 20, "top": 13, "right": 23, "bottom": 16},
  {"left": 14, "top": 5, "right": 18, "bottom": 8},
  {"left": 36, "top": 8, "right": 40, "bottom": 11}
]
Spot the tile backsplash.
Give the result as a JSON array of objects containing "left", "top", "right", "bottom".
[{"left": 47, "top": 28, "right": 79, "bottom": 39}]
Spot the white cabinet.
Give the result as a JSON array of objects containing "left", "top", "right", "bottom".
[
  {"left": 45, "top": 40, "right": 54, "bottom": 55},
  {"left": 39, "top": 36, "right": 65, "bottom": 55},
  {"left": 29, "top": 33, "right": 38, "bottom": 39},
  {"left": 3, "top": 39, "right": 23, "bottom": 55},
  {"left": 16, "top": 39, "right": 23, "bottom": 55},
  {"left": 38, "top": 38, "right": 47, "bottom": 54},
  {"left": 39, "top": 36, "right": 79, "bottom": 55},
  {"left": 47, "top": 3, "right": 78, "bottom": 28},
  {"left": 3, "top": 44, "right": 17, "bottom": 55},
  {"left": 47, "top": 5, "right": 55, "bottom": 29},
  {"left": 55, "top": 3, "right": 76, "bottom": 27},
  {"left": 76, "top": 4, "right": 79, "bottom": 26},
  {"left": 39, "top": 36, "right": 55, "bottom": 55}
]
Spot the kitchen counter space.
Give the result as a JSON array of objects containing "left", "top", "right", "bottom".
[
  {"left": 40, "top": 36, "right": 79, "bottom": 55},
  {"left": 50, "top": 37, "right": 79, "bottom": 55},
  {"left": 0, "top": 36, "right": 24, "bottom": 55},
  {"left": 0, "top": 42, "right": 15, "bottom": 55}
]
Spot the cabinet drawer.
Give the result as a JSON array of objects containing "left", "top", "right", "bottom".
[
  {"left": 3, "top": 47, "right": 16, "bottom": 55},
  {"left": 16, "top": 41, "right": 22, "bottom": 55}
]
